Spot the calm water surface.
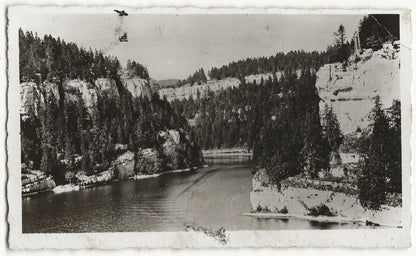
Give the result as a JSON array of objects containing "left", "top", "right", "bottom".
[{"left": 23, "top": 155, "right": 363, "bottom": 233}]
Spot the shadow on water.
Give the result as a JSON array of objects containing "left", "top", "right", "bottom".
[{"left": 203, "top": 154, "right": 252, "bottom": 165}]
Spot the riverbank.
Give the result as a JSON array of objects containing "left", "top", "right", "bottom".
[
  {"left": 202, "top": 148, "right": 252, "bottom": 157},
  {"left": 132, "top": 166, "right": 201, "bottom": 180},
  {"left": 250, "top": 169, "right": 402, "bottom": 227},
  {"left": 243, "top": 210, "right": 399, "bottom": 227}
]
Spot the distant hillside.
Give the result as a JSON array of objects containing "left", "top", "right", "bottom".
[{"left": 158, "top": 50, "right": 328, "bottom": 102}]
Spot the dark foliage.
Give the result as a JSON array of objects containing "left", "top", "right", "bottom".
[
  {"left": 308, "top": 204, "right": 335, "bottom": 217},
  {"left": 19, "top": 29, "right": 121, "bottom": 83},
  {"left": 358, "top": 96, "right": 401, "bottom": 209},
  {"left": 359, "top": 14, "right": 400, "bottom": 50},
  {"left": 173, "top": 68, "right": 207, "bottom": 88},
  {"left": 322, "top": 104, "right": 344, "bottom": 164},
  {"left": 126, "top": 59, "right": 149, "bottom": 79},
  {"left": 327, "top": 25, "right": 353, "bottom": 63}
]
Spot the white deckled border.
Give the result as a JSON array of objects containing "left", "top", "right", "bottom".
[{"left": 6, "top": 6, "right": 412, "bottom": 249}]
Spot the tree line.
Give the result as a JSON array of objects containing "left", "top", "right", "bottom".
[
  {"left": 19, "top": 29, "right": 122, "bottom": 84},
  {"left": 126, "top": 59, "right": 149, "bottom": 79},
  {"left": 208, "top": 51, "right": 330, "bottom": 80}
]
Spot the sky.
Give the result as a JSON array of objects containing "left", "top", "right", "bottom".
[{"left": 19, "top": 13, "right": 365, "bottom": 80}]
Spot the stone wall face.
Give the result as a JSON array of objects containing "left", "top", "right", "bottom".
[
  {"left": 315, "top": 44, "right": 400, "bottom": 134},
  {"left": 250, "top": 169, "right": 402, "bottom": 227}
]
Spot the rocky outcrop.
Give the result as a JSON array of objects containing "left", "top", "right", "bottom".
[
  {"left": 158, "top": 70, "right": 306, "bottom": 102},
  {"left": 158, "top": 78, "right": 240, "bottom": 101},
  {"left": 110, "top": 129, "right": 203, "bottom": 179},
  {"left": 94, "top": 78, "right": 119, "bottom": 98},
  {"left": 250, "top": 169, "right": 402, "bottom": 227},
  {"left": 158, "top": 130, "right": 182, "bottom": 169},
  {"left": 111, "top": 149, "right": 161, "bottom": 179},
  {"left": 20, "top": 76, "right": 150, "bottom": 119},
  {"left": 21, "top": 82, "right": 40, "bottom": 119},
  {"left": 20, "top": 81, "right": 60, "bottom": 120},
  {"left": 63, "top": 80, "right": 99, "bottom": 115},
  {"left": 112, "top": 151, "right": 135, "bottom": 179},
  {"left": 244, "top": 70, "right": 304, "bottom": 85},
  {"left": 316, "top": 43, "right": 400, "bottom": 134},
  {"left": 120, "top": 75, "right": 152, "bottom": 98}
]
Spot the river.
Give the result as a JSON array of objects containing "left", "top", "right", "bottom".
[{"left": 22, "top": 155, "right": 363, "bottom": 233}]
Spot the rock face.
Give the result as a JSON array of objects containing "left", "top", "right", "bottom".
[
  {"left": 158, "top": 130, "right": 182, "bottom": 169},
  {"left": 250, "top": 169, "right": 402, "bottom": 227},
  {"left": 20, "top": 81, "right": 60, "bottom": 120},
  {"left": 244, "top": 70, "right": 303, "bottom": 85},
  {"left": 63, "top": 80, "right": 99, "bottom": 115},
  {"left": 112, "top": 151, "right": 135, "bottom": 179},
  {"left": 95, "top": 78, "right": 119, "bottom": 98},
  {"left": 158, "top": 70, "right": 305, "bottom": 102},
  {"left": 21, "top": 82, "right": 40, "bottom": 119},
  {"left": 121, "top": 75, "right": 152, "bottom": 98},
  {"left": 158, "top": 78, "right": 240, "bottom": 101},
  {"left": 110, "top": 128, "right": 201, "bottom": 179},
  {"left": 20, "top": 75, "right": 154, "bottom": 119},
  {"left": 316, "top": 43, "right": 400, "bottom": 134}
]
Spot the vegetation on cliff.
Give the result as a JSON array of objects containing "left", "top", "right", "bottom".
[{"left": 20, "top": 30, "right": 203, "bottom": 184}]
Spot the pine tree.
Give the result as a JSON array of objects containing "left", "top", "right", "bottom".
[
  {"left": 334, "top": 25, "right": 346, "bottom": 47},
  {"left": 386, "top": 100, "right": 401, "bottom": 193},
  {"left": 323, "top": 104, "right": 344, "bottom": 164},
  {"left": 358, "top": 96, "right": 390, "bottom": 209},
  {"left": 301, "top": 108, "right": 329, "bottom": 178}
]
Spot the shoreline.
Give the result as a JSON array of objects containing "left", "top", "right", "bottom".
[
  {"left": 242, "top": 212, "right": 401, "bottom": 228},
  {"left": 34, "top": 166, "right": 205, "bottom": 195},
  {"left": 132, "top": 166, "right": 201, "bottom": 180},
  {"left": 202, "top": 148, "right": 252, "bottom": 157}
]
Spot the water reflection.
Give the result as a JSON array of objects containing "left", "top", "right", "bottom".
[{"left": 203, "top": 154, "right": 252, "bottom": 165}]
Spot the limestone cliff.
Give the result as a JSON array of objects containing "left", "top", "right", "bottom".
[
  {"left": 120, "top": 74, "right": 153, "bottom": 98},
  {"left": 158, "top": 78, "right": 240, "bottom": 101},
  {"left": 158, "top": 70, "right": 304, "bottom": 102},
  {"left": 20, "top": 81, "right": 60, "bottom": 120},
  {"left": 315, "top": 42, "right": 400, "bottom": 134},
  {"left": 20, "top": 75, "right": 153, "bottom": 119}
]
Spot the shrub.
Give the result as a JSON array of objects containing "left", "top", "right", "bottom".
[
  {"left": 308, "top": 204, "right": 335, "bottom": 217},
  {"left": 278, "top": 206, "right": 288, "bottom": 214}
]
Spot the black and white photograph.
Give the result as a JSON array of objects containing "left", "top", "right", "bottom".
[{"left": 6, "top": 6, "right": 412, "bottom": 249}]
